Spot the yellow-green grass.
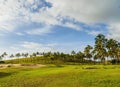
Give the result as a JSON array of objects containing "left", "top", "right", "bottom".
[{"left": 0, "top": 65, "right": 120, "bottom": 87}]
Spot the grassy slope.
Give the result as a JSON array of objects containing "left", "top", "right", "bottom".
[{"left": 0, "top": 65, "right": 120, "bottom": 87}]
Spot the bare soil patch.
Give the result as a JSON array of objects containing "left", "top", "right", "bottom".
[{"left": 0, "top": 64, "right": 46, "bottom": 69}]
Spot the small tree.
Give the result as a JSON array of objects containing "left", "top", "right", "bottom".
[{"left": 84, "top": 45, "right": 93, "bottom": 63}]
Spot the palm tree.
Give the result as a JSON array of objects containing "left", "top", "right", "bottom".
[
  {"left": 93, "top": 54, "right": 99, "bottom": 64},
  {"left": 3, "top": 52, "right": 7, "bottom": 56},
  {"left": 93, "top": 34, "right": 107, "bottom": 64},
  {"left": 32, "top": 53, "right": 37, "bottom": 57},
  {"left": 76, "top": 51, "right": 84, "bottom": 64},
  {"left": 84, "top": 45, "right": 93, "bottom": 63},
  {"left": 116, "top": 42, "right": 120, "bottom": 62},
  {"left": 106, "top": 39, "right": 117, "bottom": 61},
  {"left": 114, "top": 41, "right": 120, "bottom": 63},
  {"left": 15, "top": 53, "right": 21, "bottom": 63},
  {"left": 16, "top": 53, "right": 21, "bottom": 58},
  {"left": 10, "top": 54, "right": 14, "bottom": 59},
  {"left": 36, "top": 52, "right": 40, "bottom": 55},
  {"left": 71, "top": 50, "right": 76, "bottom": 62},
  {"left": 2, "top": 52, "right": 8, "bottom": 60},
  {"left": 0, "top": 56, "right": 2, "bottom": 61},
  {"left": 24, "top": 53, "right": 29, "bottom": 58}
]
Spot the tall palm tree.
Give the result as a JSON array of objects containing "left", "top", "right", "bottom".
[
  {"left": 106, "top": 39, "right": 117, "bottom": 60},
  {"left": 93, "top": 34, "right": 107, "bottom": 64},
  {"left": 114, "top": 42, "right": 120, "bottom": 63}
]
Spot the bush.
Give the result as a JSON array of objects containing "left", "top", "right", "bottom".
[
  {"left": 83, "top": 66, "right": 101, "bottom": 69},
  {"left": 0, "top": 61, "right": 5, "bottom": 64}
]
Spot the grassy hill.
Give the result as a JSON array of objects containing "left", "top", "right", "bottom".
[{"left": 4, "top": 56, "right": 46, "bottom": 64}]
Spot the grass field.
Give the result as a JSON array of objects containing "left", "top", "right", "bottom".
[{"left": 0, "top": 65, "right": 120, "bottom": 87}]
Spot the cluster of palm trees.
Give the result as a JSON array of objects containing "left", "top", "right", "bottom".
[
  {"left": 92, "top": 34, "right": 120, "bottom": 63},
  {"left": 0, "top": 52, "right": 7, "bottom": 61},
  {"left": 0, "top": 52, "right": 42, "bottom": 61},
  {"left": 0, "top": 34, "right": 120, "bottom": 64},
  {"left": 42, "top": 34, "right": 120, "bottom": 64}
]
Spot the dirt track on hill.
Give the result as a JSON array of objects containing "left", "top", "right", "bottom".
[{"left": 0, "top": 64, "right": 46, "bottom": 69}]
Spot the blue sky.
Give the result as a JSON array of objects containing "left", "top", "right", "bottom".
[{"left": 0, "top": 0, "right": 120, "bottom": 54}]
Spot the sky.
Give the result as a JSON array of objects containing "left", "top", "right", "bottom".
[{"left": 0, "top": 0, "right": 120, "bottom": 54}]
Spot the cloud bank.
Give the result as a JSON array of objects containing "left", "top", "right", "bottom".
[{"left": 0, "top": 0, "right": 120, "bottom": 54}]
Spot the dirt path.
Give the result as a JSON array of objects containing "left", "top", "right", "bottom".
[{"left": 0, "top": 64, "right": 46, "bottom": 69}]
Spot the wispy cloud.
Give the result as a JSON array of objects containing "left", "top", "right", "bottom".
[
  {"left": 4, "top": 41, "right": 55, "bottom": 54},
  {"left": 26, "top": 26, "right": 53, "bottom": 35},
  {"left": 16, "top": 32, "right": 24, "bottom": 36}
]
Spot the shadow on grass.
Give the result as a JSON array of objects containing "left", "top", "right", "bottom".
[{"left": 0, "top": 72, "right": 12, "bottom": 78}]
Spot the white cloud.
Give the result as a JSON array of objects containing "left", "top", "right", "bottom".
[
  {"left": 0, "top": 0, "right": 84, "bottom": 34},
  {"left": 16, "top": 32, "right": 24, "bottom": 36},
  {"left": 86, "top": 30, "right": 102, "bottom": 36},
  {"left": 45, "top": 0, "right": 120, "bottom": 40},
  {"left": 107, "top": 23, "right": 120, "bottom": 41},
  {"left": 26, "top": 26, "right": 53, "bottom": 35},
  {"left": 46, "top": 0, "right": 120, "bottom": 23},
  {"left": 62, "top": 22, "right": 81, "bottom": 31},
  {"left": 0, "top": 0, "right": 120, "bottom": 54},
  {"left": 20, "top": 41, "right": 43, "bottom": 49},
  {"left": 16, "top": 41, "right": 55, "bottom": 52},
  {"left": 1, "top": 41, "right": 55, "bottom": 54}
]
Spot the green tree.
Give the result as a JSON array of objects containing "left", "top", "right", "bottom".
[
  {"left": 0, "top": 56, "right": 2, "bottom": 61},
  {"left": 16, "top": 53, "right": 21, "bottom": 58},
  {"left": 76, "top": 51, "right": 84, "bottom": 64},
  {"left": 106, "top": 39, "right": 117, "bottom": 60},
  {"left": 24, "top": 53, "right": 29, "bottom": 58},
  {"left": 32, "top": 53, "right": 37, "bottom": 57},
  {"left": 93, "top": 34, "right": 107, "bottom": 64},
  {"left": 116, "top": 42, "right": 120, "bottom": 62},
  {"left": 10, "top": 54, "right": 14, "bottom": 58},
  {"left": 84, "top": 45, "right": 93, "bottom": 63},
  {"left": 71, "top": 50, "right": 76, "bottom": 62}
]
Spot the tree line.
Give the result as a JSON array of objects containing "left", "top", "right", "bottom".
[{"left": 1, "top": 34, "right": 120, "bottom": 64}]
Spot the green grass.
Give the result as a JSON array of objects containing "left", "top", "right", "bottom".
[{"left": 0, "top": 65, "right": 120, "bottom": 87}]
